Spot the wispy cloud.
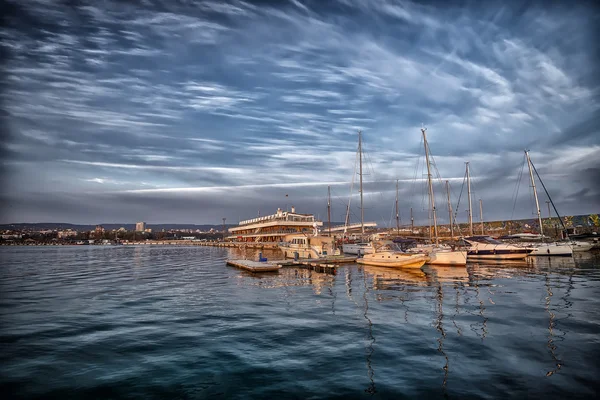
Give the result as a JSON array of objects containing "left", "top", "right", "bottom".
[{"left": 2, "top": 0, "right": 598, "bottom": 223}]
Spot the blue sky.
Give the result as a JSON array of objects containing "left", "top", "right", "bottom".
[{"left": 1, "top": 0, "right": 599, "bottom": 226}]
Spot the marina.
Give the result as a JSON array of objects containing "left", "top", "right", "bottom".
[{"left": 3, "top": 1, "right": 598, "bottom": 399}]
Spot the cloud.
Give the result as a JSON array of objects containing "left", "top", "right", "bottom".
[{"left": 1, "top": 0, "right": 599, "bottom": 224}]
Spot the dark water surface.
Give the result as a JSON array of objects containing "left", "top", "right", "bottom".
[{"left": 1, "top": 246, "right": 599, "bottom": 399}]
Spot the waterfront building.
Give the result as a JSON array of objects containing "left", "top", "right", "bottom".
[
  {"left": 57, "top": 230, "right": 77, "bottom": 239},
  {"left": 136, "top": 222, "right": 146, "bottom": 232},
  {"left": 228, "top": 207, "right": 322, "bottom": 243}
]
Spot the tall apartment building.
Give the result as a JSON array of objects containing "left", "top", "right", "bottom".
[{"left": 136, "top": 222, "right": 146, "bottom": 232}]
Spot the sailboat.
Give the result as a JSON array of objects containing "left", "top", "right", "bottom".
[
  {"left": 342, "top": 131, "right": 380, "bottom": 255},
  {"left": 406, "top": 128, "right": 467, "bottom": 266},
  {"left": 461, "top": 162, "right": 534, "bottom": 260},
  {"left": 521, "top": 150, "right": 572, "bottom": 257}
]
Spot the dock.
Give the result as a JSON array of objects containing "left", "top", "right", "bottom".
[
  {"left": 226, "top": 256, "right": 356, "bottom": 274},
  {"left": 226, "top": 259, "right": 281, "bottom": 272},
  {"left": 276, "top": 256, "right": 358, "bottom": 274}
]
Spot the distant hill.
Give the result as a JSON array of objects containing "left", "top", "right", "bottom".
[
  {"left": 0, "top": 223, "right": 235, "bottom": 231},
  {"left": 1, "top": 215, "right": 596, "bottom": 232}
]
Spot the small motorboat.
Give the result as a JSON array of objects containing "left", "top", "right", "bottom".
[
  {"left": 356, "top": 243, "right": 429, "bottom": 269},
  {"left": 356, "top": 251, "right": 429, "bottom": 268}
]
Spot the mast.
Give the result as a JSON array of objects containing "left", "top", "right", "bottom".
[
  {"left": 410, "top": 207, "right": 414, "bottom": 233},
  {"left": 358, "top": 131, "right": 364, "bottom": 235},
  {"left": 422, "top": 128, "right": 438, "bottom": 245},
  {"left": 446, "top": 180, "right": 453, "bottom": 239},
  {"left": 466, "top": 162, "right": 473, "bottom": 236},
  {"left": 395, "top": 179, "right": 400, "bottom": 235},
  {"left": 479, "top": 199, "right": 484, "bottom": 235},
  {"left": 525, "top": 150, "right": 544, "bottom": 237},
  {"left": 546, "top": 200, "right": 552, "bottom": 238},
  {"left": 327, "top": 185, "right": 331, "bottom": 237}
]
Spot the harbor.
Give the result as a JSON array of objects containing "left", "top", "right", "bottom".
[{"left": 3, "top": 0, "right": 599, "bottom": 398}]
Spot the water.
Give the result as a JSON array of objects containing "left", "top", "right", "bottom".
[{"left": 1, "top": 246, "right": 599, "bottom": 399}]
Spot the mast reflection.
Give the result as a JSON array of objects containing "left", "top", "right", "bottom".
[
  {"left": 545, "top": 272, "right": 562, "bottom": 376},
  {"left": 362, "top": 267, "right": 376, "bottom": 395}
]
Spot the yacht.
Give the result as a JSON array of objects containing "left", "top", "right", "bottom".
[
  {"left": 356, "top": 251, "right": 429, "bottom": 269},
  {"left": 462, "top": 236, "right": 533, "bottom": 260},
  {"left": 342, "top": 241, "right": 376, "bottom": 255},
  {"left": 278, "top": 234, "right": 339, "bottom": 259},
  {"left": 227, "top": 207, "right": 322, "bottom": 243},
  {"left": 355, "top": 242, "right": 429, "bottom": 269},
  {"left": 527, "top": 242, "right": 573, "bottom": 256}
]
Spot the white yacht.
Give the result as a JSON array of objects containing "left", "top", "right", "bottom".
[
  {"left": 342, "top": 242, "right": 375, "bottom": 255},
  {"left": 278, "top": 234, "right": 339, "bottom": 259},
  {"left": 462, "top": 236, "right": 533, "bottom": 260},
  {"left": 527, "top": 242, "right": 573, "bottom": 256}
]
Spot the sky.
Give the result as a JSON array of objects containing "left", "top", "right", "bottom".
[{"left": 1, "top": 0, "right": 599, "bottom": 227}]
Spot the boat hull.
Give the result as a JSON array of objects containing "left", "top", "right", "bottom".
[
  {"left": 427, "top": 250, "right": 468, "bottom": 265},
  {"left": 356, "top": 252, "right": 429, "bottom": 268},
  {"left": 528, "top": 243, "right": 573, "bottom": 256},
  {"left": 467, "top": 251, "right": 531, "bottom": 260},
  {"left": 279, "top": 246, "right": 319, "bottom": 259},
  {"left": 571, "top": 242, "right": 594, "bottom": 252},
  {"left": 464, "top": 238, "right": 533, "bottom": 260}
]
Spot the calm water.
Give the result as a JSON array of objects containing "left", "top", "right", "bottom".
[{"left": 1, "top": 246, "right": 599, "bottom": 399}]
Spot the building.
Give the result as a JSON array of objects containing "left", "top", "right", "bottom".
[
  {"left": 136, "top": 222, "right": 146, "bottom": 232},
  {"left": 58, "top": 230, "right": 78, "bottom": 239},
  {"left": 228, "top": 207, "right": 323, "bottom": 243}
]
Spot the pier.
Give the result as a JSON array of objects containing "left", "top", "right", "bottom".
[
  {"left": 227, "top": 255, "right": 357, "bottom": 274},
  {"left": 226, "top": 259, "right": 282, "bottom": 272}
]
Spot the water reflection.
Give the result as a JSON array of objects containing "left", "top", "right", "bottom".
[
  {"left": 362, "top": 269, "right": 376, "bottom": 395},
  {"left": 362, "top": 265, "right": 428, "bottom": 289},
  {"left": 230, "top": 252, "right": 599, "bottom": 394},
  {"left": 2, "top": 245, "right": 599, "bottom": 399},
  {"left": 422, "top": 265, "right": 469, "bottom": 283},
  {"left": 434, "top": 280, "right": 449, "bottom": 392},
  {"left": 545, "top": 273, "right": 562, "bottom": 377}
]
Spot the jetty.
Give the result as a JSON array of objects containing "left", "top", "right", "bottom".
[
  {"left": 226, "top": 255, "right": 357, "bottom": 274},
  {"left": 226, "top": 259, "right": 282, "bottom": 272}
]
